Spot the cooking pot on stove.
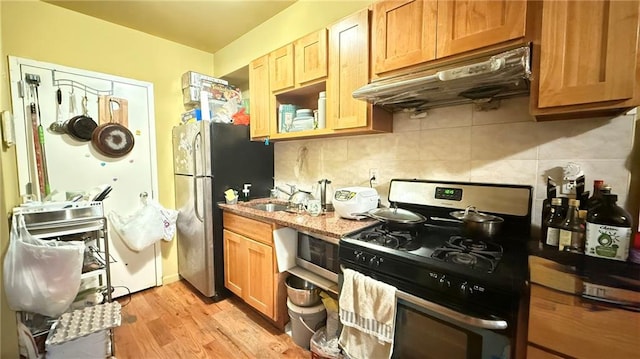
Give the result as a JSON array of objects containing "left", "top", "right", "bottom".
[{"left": 450, "top": 206, "right": 504, "bottom": 239}]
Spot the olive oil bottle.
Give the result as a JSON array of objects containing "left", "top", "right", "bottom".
[{"left": 585, "top": 193, "right": 632, "bottom": 261}]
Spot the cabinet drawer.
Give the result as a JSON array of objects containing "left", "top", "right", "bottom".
[
  {"left": 526, "top": 345, "right": 565, "bottom": 359},
  {"left": 528, "top": 284, "right": 639, "bottom": 358},
  {"left": 223, "top": 212, "right": 273, "bottom": 246}
]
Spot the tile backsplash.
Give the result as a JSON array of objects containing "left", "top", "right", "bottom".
[{"left": 274, "top": 97, "right": 639, "bottom": 234}]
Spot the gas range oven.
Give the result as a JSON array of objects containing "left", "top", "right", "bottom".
[{"left": 339, "top": 179, "right": 532, "bottom": 359}]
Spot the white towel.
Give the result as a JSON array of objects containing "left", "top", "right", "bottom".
[{"left": 339, "top": 268, "right": 397, "bottom": 359}]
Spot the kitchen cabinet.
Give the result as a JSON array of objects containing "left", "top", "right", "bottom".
[
  {"left": 371, "top": 0, "right": 526, "bottom": 75},
  {"left": 530, "top": 0, "right": 640, "bottom": 120},
  {"left": 269, "top": 44, "right": 295, "bottom": 93},
  {"left": 222, "top": 212, "right": 288, "bottom": 328},
  {"left": 294, "top": 29, "right": 328, "bottom": 86},
  {"left": 249, "top": 9, "right": 391, "bottom": 141},
  {"left": 371, "top": 0, "right": 437, "bottom": 75},
  {"left": 328, "top": 8, "right": 393, "bottom": 132},
  {"left": 528, "top": 284, "right": 640, "bottom": 359},
  {"left": 436, "top": 0, "right": 527, "bottom": 59},
  {"left": 249, "top": 54, "right": 272, "bottom": 138},
  {"left": 527, "top": 255, "right": 640, "bottom": 359}
]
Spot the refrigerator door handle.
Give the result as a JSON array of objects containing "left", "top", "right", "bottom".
[{"left": 192, "top": 132, "right": 204, "bottom": 222}]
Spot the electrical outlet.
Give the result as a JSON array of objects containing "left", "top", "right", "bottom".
[{"left": 369, "top": 168, "right": 379, "bottom": 185}]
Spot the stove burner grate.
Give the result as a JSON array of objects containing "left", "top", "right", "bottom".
[
  {"left": 357, "top": 227, "right": 421, "bottom": 251},
  {"left": 430, "top": 236, "right": 504, "bottom": 273}
]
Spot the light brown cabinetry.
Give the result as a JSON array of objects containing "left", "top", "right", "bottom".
[
  {"left": 531, "top": 0, "right": 640, "bottom": 119},
  {"left": 436, "top": 0, "right": 526, "bottom": 58},
  {"left": 249, "top": 55, "right": 272, "bottom": 138},
  {"left": 269, "top": 44, "right": 295, "bottom": 93},
  {"left": 528, "top": 284, "right": 640, "bottom": 359},
  {"left": 249, "top": 9, "right": 391, "bottom": 141},
  {"left": 295, "top": 29, "right": 328, "bottom": 86},
  {"left": 222, "top": 212, "right": 287, "bottom": 327},
  {"left": 372, "top": 0, "right": 437, "bottom": 75},
  {"left": 371, "top": 0, "right": 526, "bottom": 75},
  {"left": 328, "top": 8, "right": 393, "bottom": 132}
]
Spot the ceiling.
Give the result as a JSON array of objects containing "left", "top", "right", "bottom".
[{"left": 44, "top": 0, "right": 297, "bottom": 54}]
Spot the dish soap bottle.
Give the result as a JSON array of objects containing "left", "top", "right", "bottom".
[
  {"left": 241, "top": 183, "right": 252, "bottom": 202},
  {"left": 585, "top": 193, "right": 632, "bottom": 261}
]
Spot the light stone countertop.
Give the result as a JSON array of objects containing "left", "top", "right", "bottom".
[{"left": 218, "top": 198, "right": 378, "bottom": 239}]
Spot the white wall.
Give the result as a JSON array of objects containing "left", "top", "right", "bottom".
[{"left": 274, "top": 97, "right": 639, "bottom": 235}]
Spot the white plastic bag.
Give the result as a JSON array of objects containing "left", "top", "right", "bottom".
[
  {"left": 3, "top": 214, "right": 85, "bottom": 317},
  {"left": 109, "top": 197, "right": 178, "bottom": 251}
]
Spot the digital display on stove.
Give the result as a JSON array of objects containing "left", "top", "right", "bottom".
[{"left": 435, "top": 187, "right": 463, "bottom": 201}]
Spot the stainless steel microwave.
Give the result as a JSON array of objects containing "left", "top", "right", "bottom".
[{"left": 296, "top": 231, "right": 340, "bottom": 283}]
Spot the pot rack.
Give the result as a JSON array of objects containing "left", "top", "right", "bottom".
[{"left": 51, "top": 69, "right": 113, "bottom": 96}]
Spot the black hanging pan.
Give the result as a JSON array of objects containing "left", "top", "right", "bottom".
[
  {"left": 66, "top": 94, "right": 98, "bottom": 141},
  {"left": 92, "top": 96, "right": 134, "bottom": 157}
]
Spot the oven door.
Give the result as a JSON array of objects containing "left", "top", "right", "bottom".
[{"left": 392, "top": 290, "right": 511, "bottom": 359}]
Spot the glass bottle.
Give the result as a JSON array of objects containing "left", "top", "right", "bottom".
[
  {"left": 586, "top": 180, "right": 605, "bottom": 211},
  {"left": 543, "top": 198, "right": 565, "bottom": 249},
  {"left": 558, "top": 199, "right": 582, "bottom": 252},
  {"left": 585, "top": 193, "right": 632, "bottom": 261}
]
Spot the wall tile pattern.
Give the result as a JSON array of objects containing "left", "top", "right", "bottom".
[{"left": 274, "top": 97, "right": 638, "bottom": 233}]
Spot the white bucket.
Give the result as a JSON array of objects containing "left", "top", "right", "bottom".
[{"left": 287, "top": 298, "right": 326, "bottom": 349}]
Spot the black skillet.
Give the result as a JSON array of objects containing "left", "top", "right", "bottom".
[{"left": 66, "top": 95, "right": 97, "bottom": 141}]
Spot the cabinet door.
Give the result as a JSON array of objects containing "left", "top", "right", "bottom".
[
  {"left": 223, "top": 229, "right": 245, "bottom": 297},
  {"left": 328, "top": 9, "right": 370, "bottom": 130},
  {"left": 528, "top": 284, "right": 640, "bottom": 359},
  {"left": 526, "top": 345, "right": 564, "bottom": 359},
  {"left": 537, "top": 0, "right": 639, "bottom": 108},
  {"left": 245, "top": 239, "right": 274, "bottom": 319},
  {"left": 269, "top": 44, "right": 295, "bottom": 93},
  {"left": 436, "top": 0, "right": 526, "bottom": 58},
  {"left": 372, "top": 0, "right": 437, "bottom": 75},
  {"left": 295, "top": 29, "right": 328, "bottom": 85},
  {"left": 249, "top": 55, "right": 271, "bottom": 139}
]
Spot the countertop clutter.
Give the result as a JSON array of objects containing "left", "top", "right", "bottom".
[{"left": 218, "top": 198, "right": 378, "bottom": 238}]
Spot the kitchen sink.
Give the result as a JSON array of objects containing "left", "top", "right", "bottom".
[{"left": 250, "top": 203, "right": 289, "bottom": 212}]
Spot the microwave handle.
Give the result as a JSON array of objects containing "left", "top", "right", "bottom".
[{"left": 396, "top": 290, "right": 508, "bottom": 330}]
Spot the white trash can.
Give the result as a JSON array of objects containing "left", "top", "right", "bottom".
[{"left": 287, "top": 298, "right": 327, "bottom": 349}]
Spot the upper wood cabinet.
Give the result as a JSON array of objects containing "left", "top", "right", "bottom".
[
  {"left": 328, "top": 8, "right": 393, "bottom": 133},
  {"left": 436, "top": 0, "right": 527, "bottom": 58},
  {"left": 249, "top": 55, "right": 271, "bottom": 139},
  {"left": 269, "top": 44, "right": 295, "bottom": 92},
  {"left": 294, "top": 29, "right": 328, "bottom": 86},
  {"left": 328, "top": 9, "right": 370, "bottom": 130},
  {"left": 371, "top": 0, "right": 527, "bottom": 75},
  {"left": 372, "top": 0, "right": 437, "bottom": 74},
  {"left": 533, "top": 0, "right": 640, "bottom": 117}
]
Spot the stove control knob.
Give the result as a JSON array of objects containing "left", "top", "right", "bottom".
[
  {"left": 369, "top": 256, "right": 383, "bottom": 267},
  {"left": 459, "top": 282, "right": 473, "bottom": 297},
  {"left": 354, "top": 251, "right": 366, "bottom": 263},
  {"left": 438, "top": 275, "right": 451, "bottom": 289}
]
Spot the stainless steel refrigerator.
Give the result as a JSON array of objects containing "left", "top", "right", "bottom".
[{"left": 172, "top": 121, "right": 274, "bottom": 298}]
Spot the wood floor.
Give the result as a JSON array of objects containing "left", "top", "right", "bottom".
[{"left": 114, "top": 280, "right": 310, "bottom": 359}]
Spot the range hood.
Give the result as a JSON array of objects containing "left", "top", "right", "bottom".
[{"left": 353, "top": 46, "right": 531, "bottom": 111}]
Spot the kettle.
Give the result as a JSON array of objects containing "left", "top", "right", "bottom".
[{"left": 315, "top": 179, "right": 334, "bottom": 212}]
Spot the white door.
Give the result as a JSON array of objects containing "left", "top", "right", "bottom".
[{"left": 8, "top": 56, "right": 162, "bottom": 297}]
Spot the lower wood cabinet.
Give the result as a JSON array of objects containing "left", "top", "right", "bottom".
[
  {"left": 528, "top": 284, "right": 640, "bottom": 358},
  {"left": 223, "top": 212, "right": 288, "bottom": 328}
]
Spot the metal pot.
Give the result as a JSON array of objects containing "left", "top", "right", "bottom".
[
  {"left": 285, "top": 276, "right": 320, "bottom": 307},
  {"left": 449, "top": 206, "right": 504, "bottom": 239}
]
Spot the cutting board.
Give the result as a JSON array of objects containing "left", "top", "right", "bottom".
[{"left": 98, "top": 96, "right": 129, "bottom": 126}]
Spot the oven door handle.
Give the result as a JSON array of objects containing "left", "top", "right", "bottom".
[{"left": 396, "top": 290, "right": 508, "bottom": 330}]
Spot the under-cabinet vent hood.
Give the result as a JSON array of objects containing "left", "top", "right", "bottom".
[{"left": 353, "top": 46, "right": 531, "bottom": 111}]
